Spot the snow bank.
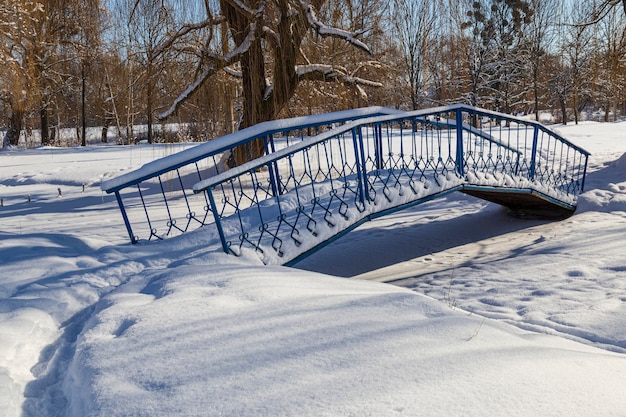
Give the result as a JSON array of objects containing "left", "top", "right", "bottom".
[{"left": 63, "top": 259, "right": 626, "bottom": 417}]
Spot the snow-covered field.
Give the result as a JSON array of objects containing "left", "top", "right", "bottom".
[{"left": 0, "top": 121, "right": 625, "bottom": 416}]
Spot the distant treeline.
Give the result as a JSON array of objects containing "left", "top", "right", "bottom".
[{"left": 1, "top": 0, "right": 625, "bottom": 148}]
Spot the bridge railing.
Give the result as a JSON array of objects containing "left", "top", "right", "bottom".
[
  {"left": 191, "top": 105, "right": 590, "bottom": 264},
  {"left": 100, "top": 107, "right": 402, "bottom": 243},
  {"left": 102, "top": 105, "right": 590, "bottom": 264},
  {"left": 459, "top": 107, "right": 590, "bottom": 199}
]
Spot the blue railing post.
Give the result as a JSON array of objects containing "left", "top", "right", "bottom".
[
  {"left": 456, "top": 108, "right": 465, "bottom": 177},
  {"left": 264, "top": 134, "right": 281, "bottom": 196},
  {"left": 581, "top": 154, "right": 589, "bottom": 192},
  {"left": 529, "top": 125, "right": 539, "bottom": 181},
  {"left": 114, "top": 191, "right": 137, "bottom": 244},
  {"left": 374, "top": 122, "right": 383, "bottom": 170},
  {"left": 206, "top": 188, "right": 230, "bottom": 254},
  {"left": 352, "top": 126, "right": 368, "bottom": 206}
]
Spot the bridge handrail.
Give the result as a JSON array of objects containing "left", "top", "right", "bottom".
[
  {"left": 193, "top": 119, "right": 365, "bottom": 193},
  {"left": 192, "top": 104, "right": 587, "bottom": 193},
  {"left": 101, "top": 106, "right": 403, "bottom": 193},
  {"left": 188, "top": 105, "right": 590, "bottom": 262},
  {"left": 460, "top": 105, "right": 590, "bottom": 156}
]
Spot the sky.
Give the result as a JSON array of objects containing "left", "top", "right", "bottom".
[{"left": 0, "top": 118, "right": 625, "bottom": 416}]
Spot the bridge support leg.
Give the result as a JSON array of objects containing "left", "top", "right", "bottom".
[
  {"left": 206, "top": 188, "right": 230, "bottom": 255},
  {"left": 581, "top": 154, "right": 589, "bottom": 192},
  {"left": 115, "top": 191, "right": 137, "bottom": 244}
]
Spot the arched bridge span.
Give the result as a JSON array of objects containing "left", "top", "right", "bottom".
[{"left": 101, "top": 105, "right": 590, "bottom": 265}]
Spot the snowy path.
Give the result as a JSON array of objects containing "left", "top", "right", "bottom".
[{"left": 352, "top": 204, "right": 626, "bottom": 353}]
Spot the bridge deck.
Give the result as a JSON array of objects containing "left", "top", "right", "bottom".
[{"left": 461, "top": 186, "right": 576, "bottom": 219}]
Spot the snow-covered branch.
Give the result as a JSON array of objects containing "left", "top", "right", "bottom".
[
  {"left": 224, "top": 67, "right": 243, "bottom": 78},
  {"left": 296, "top": 64, "right": 382, "bottom": 97},
  {"left": 222, "top": 21, "right": 258, "bottom": 61},
  {"left": 157, "top": 66, "right": 213, "bottom": 120},
  {"left": 222, "top": 0, "right": 266, "bottom": 20},
  {"left": 158, "top": 20, "right": 260, "bottom": 120},
  {"left": 262, "top": 26, "right": 280, "bottom": 46},
  {"left": 300, "top": 1, "right": 371, "bottom": 54}
]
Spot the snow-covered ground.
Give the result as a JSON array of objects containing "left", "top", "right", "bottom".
[{"left": 0, "top": 121, "right": 625, "bottom": 416}]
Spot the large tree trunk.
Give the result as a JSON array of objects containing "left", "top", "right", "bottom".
[
  {"left": 5, "top": 106, "right": 24, "bottom": 147},
  {"left": 230, "top": 27, "right": 272, "bottom": 165},
  {"left": 225, "top": 0, "right": 300, "bottom": 167},
  {"left": 223, "top": 0, "right": 267, "bottom": 166}
]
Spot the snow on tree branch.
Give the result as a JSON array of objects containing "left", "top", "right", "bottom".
[
  {"left": 296, "top": 64, "right": 382, "bottom": 89},
  {"left": 157, "top": 66, "right": 213, "bottom": 120},
  {"left": 223, "top": 21, "right": 257, "bottom": 60},
  {"left": 300, "top": 1, "right": 371, "bottom": 54},
  {"left": 222, "top": 0, "right": 264, "bottom": 20},
  {"left": 262, "top": 26, "right": 280, "bottom": 46},
  {"left": 224, "top": 67, "right": 243, "bottom": 78},
  {"left": 158, "top": 21, "right": 259, "bottom": 120}
]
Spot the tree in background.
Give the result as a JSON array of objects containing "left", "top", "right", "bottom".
[
  {"left": 2, "top": 0, "right": 626, "bottom": 149},
  {"left": 0, "top": 1, "right": 40, "bottom": 147},
  {"left": 460, "top": 0, "right": 533, "bottom": 113},
  {"left": 524, "top": 0, "right": 556, "bottom": 121},
  {"left": 0, "top": 0, "right": 102, "bottom": 147},
  {"left": 425, "top": 3, "right": 467, "bottom": 105},
  {"left": 594, "top": 6, "right": 626, "bottom": 121},
  {"left": 391, "top": 0, "right": 437, "bottom": 110},
  {"left": 122, "top": 0, "right": 178, "bottom": 144},
  {"left": 459, "top": 0, "right": 492, "bottom": 109},
  {"left": 31, "top": 0, "right": 101, "bottom": 146},
  {"left": 147, "top": 0, "right": 382, "bottom": 165},
  {"left": 562, "top": 1, "right": 593, "bottom": 124},
  {"left": 486, "top": 0, "right": 533, "bottom": 114},
  {"left": 588, "top": 0, "right": 626, "bottom": 22}
]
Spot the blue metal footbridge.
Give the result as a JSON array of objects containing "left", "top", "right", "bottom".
[{"left": 101, "top": 105, "right": 590, "bottom": 265}]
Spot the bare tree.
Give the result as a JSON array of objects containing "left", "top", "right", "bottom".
[
  {"left": 563, "top": 2, "right": 593, "bottom": 124},
  {"left": 124, "top": 0, "right": 180, "bottom": 144},
  {"left": 585, "top": 0, "right": 626, "bottom": 23},
  {"left": 594, "top": 5, "right": 626, "bottom": 121},
  {"left": 524, "top": 0, "right": 557, "bottom": 121},
  {"left": 488, "top": 0, "right": 533, "bottom": 114},
  {"left": 391, "top": 0, "right": 437, "bottom": 110},
  {"left": 0, "top": 1, "right": 40, "bottom": 147},
  {"left": 425, "top": 4, "right": 467, "bottom": 105},
  {"left": 459, "top": 0, "right": 492, "bottom": 109},
  {"left": 0, "top": 0, "right": 102, "bottom": 147},
  {"left": 143, "top": 0, "right": 381, "bottom": 165}
]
